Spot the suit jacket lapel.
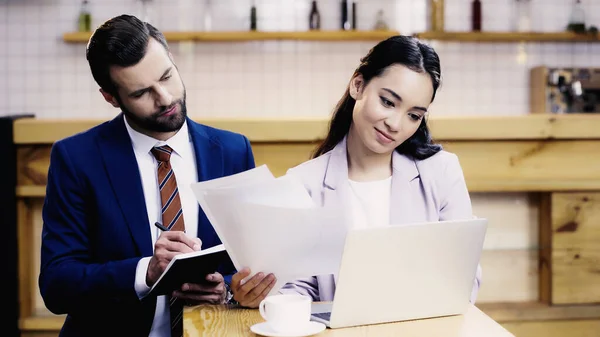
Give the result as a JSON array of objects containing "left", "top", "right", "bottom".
[
  {"left": 187, "top": 119, "right": 224, "bottom": 247},
  {"left": 390, "top": 151, "right": 420, "bottom": 225},
  {"left": 322, "top": 138, "right": 353, "bottom": 229},
  {"left": 96, "top": 114, "right": 153, "bottom": 256}
]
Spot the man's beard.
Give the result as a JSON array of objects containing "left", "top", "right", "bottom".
[{"left": 120, "top": 91, "right": 187, "bottom": 133}]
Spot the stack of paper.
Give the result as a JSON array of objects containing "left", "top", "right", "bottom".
[{"left": 191, "top": 165, "right": 348, "bottom": 295}]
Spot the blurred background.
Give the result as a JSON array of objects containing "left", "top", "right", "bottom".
[
  {"left": 2, "top": 1, "right": 600, "bottom": 337},
  {"left": 1, "top": 0, "right": 600, "bottom": 119}
]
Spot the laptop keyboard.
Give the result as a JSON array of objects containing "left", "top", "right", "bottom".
[{"left": 312, "top": 312, "right": 331, "bottom": 322}]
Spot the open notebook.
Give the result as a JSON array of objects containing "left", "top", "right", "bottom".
[{"left": 144, "top": 244, "right": 229, "bottom": 298}]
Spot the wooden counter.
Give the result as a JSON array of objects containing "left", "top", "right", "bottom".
[
  {"left": 183, "top": 304, "right": 515, "bottom": 337},
  {"left": 13, "top": 114, "right": 600, "bottom": 194},
  {"left": 12, "top": 114, "right": 600, "bottom": 144},
  {"left": 12, "top": 114, "right": 600, "bottom": 337}
]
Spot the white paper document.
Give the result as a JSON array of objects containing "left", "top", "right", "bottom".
[{"left": 191, "top": 165, "right": 348, "bottom": 294}]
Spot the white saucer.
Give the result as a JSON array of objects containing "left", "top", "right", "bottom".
[{"left": 250, "top": 321, "right": 326, "bottom": 337}]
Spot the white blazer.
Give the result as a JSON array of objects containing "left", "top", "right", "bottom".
[{"left": 279, "top": 137, "right": 482, "bottom": 303}]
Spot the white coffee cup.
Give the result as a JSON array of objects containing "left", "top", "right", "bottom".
[{"left": 259, "top": 294, "right": 311, "bottom": 333}]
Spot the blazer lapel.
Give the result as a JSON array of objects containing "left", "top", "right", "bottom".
[
  {"left": 96, "top": 114, "right": 153, "bottom": 256},
  {"left": 390, "top": 151, "right": 420, "bottom": 225},
  {"left": 322, "top": 138, "right": 353, "bottom": 229},
  {"left": 187, "top": 119, "right": 224, "bottom": 247}
]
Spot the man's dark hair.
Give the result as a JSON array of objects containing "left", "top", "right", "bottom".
[{"left": 86, "top": 14, "right": 169, "bottom": 96}]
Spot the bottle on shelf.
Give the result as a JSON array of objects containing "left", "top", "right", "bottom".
[
  {"left": 341, "top": 0, "right": 350, "bottom": 30},
  {"left": 203, "top": 0, "right": 212, "bottom": 31},
  {"left": 351, "top": 1, "right": 357, "bottom": 30},
  {"left": 512, "top": 0, "right": 532, "bottom": 32},
  {"left": 471, "top": 0, "right": 482, "bottom": 31},
  {"left": 78, "top": 0, "right": 92, "bottom": 32},
  {"left": 309, "top": 1, "right": 320, "bottom": 30},
  {"left": 137, "top": 0, "right": 153, "bottom": 23},
  {"left": 567, "top": 0, "right": 586, "bottom": 33},
  {"left": 250, "top": 0, "right": 257, "bottom": 31},
  {"left": 374, "top": 9, "right": 389, "bottom": 31}
]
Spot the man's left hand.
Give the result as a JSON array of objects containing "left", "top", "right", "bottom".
[{"left": 172, "top": 272, "right": 227, "bottom": 305}]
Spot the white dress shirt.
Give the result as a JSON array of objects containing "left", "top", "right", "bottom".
[
  {"left": 124, "top": 117, "right": 199, "bottom": 337},
  {"left": 347, "top": 177, "right": 392, "bottom": 229}
]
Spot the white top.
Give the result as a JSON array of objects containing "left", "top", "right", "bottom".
[
  {"left": 124, "top": 117, "right": 199, "bottom": 337},
  {"left": 347, "top": 176, "right": 392, "bottom": 229}
]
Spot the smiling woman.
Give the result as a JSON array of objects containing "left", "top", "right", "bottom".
[
  {"left": 260, "top": 35, "right": 485, "bottom": 304},
  {"left": 313, "top": 35, "right": 443, "bottom": 162}
]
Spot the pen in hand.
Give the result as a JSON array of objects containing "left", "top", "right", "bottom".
[
  {"left": 154, "top": 222, "right": 169, "bottom": 232},
  {"left": 155, "top": 222, "right": 198, "bottom": 249}
]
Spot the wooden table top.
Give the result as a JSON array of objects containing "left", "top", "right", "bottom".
[{"left": 184, "top": 303, "right": 515, "bottom": 337}]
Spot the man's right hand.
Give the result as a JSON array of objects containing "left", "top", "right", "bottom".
[
  {"left": 146, "top": 231, "right": 202, "bottom": 287},
  {"left": 231, "top": 268, "right": 276, "bottom": 308}
]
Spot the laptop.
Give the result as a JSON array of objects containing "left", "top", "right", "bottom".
[{"left": 310, "top": 218, "right": 487, "bottom": 329}]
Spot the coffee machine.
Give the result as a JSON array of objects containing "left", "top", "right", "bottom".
[{"left": 530, "top": 66, "right": 600, "bottom": 114}]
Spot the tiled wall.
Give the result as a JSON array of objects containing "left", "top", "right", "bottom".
[{"left": 1, "top": 0, "right": 599, "bottom": 119}]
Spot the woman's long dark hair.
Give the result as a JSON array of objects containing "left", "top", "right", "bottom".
[{"left": 312, "top": 35, "right": 443, "bottom": 160}]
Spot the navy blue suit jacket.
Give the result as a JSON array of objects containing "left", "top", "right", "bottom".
[{"left": 39, "top": 114, "right": 255, "bottom": 337}]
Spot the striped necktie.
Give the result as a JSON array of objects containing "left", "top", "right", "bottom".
[{"left": 151, "top": 145, "right": 185, "bottom": 337}]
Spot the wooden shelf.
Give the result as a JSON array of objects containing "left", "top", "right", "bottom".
[
  {"left": 63, "top": 30, "right": 399, "bottom": 43},
  {"left": 415, "top": 31, "right": 600, "bottom": 42},
  {"left": 64, "top": 30, "right": 600, "bottom": 44}
]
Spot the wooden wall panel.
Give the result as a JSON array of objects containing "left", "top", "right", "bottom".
[
  {"left": 18, "top": 199, "right": 34, "bottom": 319},
  {"left": 551, "top": 193, "right": 600, "bottom": 305},
  {"left": 17, "top": 146, "right": 51, "bottom": 186},
  {"left": 478, "top": 249, "right": 539, "bottom": 303},
  {"left": 17, "top": 141, "right": 600, "bottom": 193},
  {"left": 252, "top": 143, "right": 315, "bottom": 177},
  {"left": 441, "top": 141, "right": 600, "bottom": 191},
  {"left": 472, "top": 193, "right": 539, "bottom": 303},
  {"left": 31, "top": 200, "right": 49, "bottom": 316},
  {"left": 539, "top": 193, "right": 552, "bottom": 304},
  {"left": 472, "top": 193, "right": 539, "bottom": 251}
]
